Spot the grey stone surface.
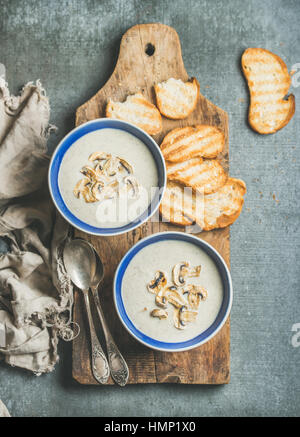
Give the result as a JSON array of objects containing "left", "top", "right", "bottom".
[{"left": 0, "top": 0, "right": 299, "bottom": 417}]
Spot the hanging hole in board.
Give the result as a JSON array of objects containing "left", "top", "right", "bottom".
[{"left": 145, "top": 43, "right": 155, "bottom": 56}]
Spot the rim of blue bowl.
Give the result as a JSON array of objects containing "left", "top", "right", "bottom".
[
  {"left": 48, "top": 118, "right": 166, "bottom": 236},
  {"left": 114, "top": 231, "right": 233, "bottom": 352}
]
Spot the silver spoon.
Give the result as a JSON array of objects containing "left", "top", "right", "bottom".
[
  {"left": 86, "top": 241, "right": 129, "bottom": 386},
  {"left": 63, "top": 239, "right": 110, "bottom": 385}
]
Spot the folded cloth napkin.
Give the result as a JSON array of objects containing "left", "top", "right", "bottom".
[
  {"left": 0, "top": 399, "right": 10, "bottom": 417},
  {"left": 0, "top": 76, "right": 75, "bottom": 376}
]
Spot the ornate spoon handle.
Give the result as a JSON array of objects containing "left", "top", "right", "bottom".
[
  {"left": 91, "top": 287, "right": 129, "bottom": 386},
  {"left": 82, "top": 290, "right": 110, "bottom": 384}
]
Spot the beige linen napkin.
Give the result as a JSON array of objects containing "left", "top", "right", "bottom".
[
  {"left": 0, "top": 76, "right": 74, "bottom": 376},
  {"left": 0, "top": 399, "right": 10, "bottom": 417}
]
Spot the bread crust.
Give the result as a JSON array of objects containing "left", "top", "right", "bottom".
[
  {"left": 161, "top": 125, "right": 225, "bottom": 162},
  {"left": 106, "top": 93, "right": 162, "bottom": 135},
  {"left": 154, "top": 77, "right": 200, "bottom": 119},
  {"left": 241, "top": 48, "right": 295, "bottom": 134}
]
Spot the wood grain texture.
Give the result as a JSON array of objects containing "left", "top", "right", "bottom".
[{"left": 72, "top": 23, "right": 230, "bottom": 385}]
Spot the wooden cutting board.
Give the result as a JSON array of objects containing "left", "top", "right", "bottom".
[{"left": 72, "top": 23, "right": 230, "bottom": 385}]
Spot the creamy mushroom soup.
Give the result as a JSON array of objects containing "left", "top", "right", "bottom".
[
  {"left": 58, "top": 128, "right": 159, "bottom": 228},
  {"left": 121, "top": 239, "right": 224, "bottom": 343}
]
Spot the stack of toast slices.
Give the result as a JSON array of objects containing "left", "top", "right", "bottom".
[{"left": 159, "top": 125, "right": 246, "bottom": 231}]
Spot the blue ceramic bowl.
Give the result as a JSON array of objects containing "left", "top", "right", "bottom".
[
  {"left": 114, "top": 232, "right": 233, "bottom": 352},
  {"left": 48, "top": 119, "right": 166, "bottom": 236}
]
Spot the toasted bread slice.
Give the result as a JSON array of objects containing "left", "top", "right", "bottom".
[
  {"left": 166, "top": 157, "right": 203, "bottom": 175},
  {"left": 161, "top": 125, "right": 225, "bottom": 162},
  {"left": 204, "top": 177, "right": 246, "bottom": 230},
  {"left": 167, "top": 158, "right": 228, "bottom": 194},
  {"left": 241, "top": 48, "right": 295, "bottom": 134},
  {"left": 154, "top": 77, "right": 199, "bottom": 119},
  {"left": 106, "top": 93, "right": 162, "bottom": 135},
  {"left": 159, "top": 180, "right": 203, "bottom": 227},
  {"left": 160, "top": 178, "right": 246, "bottom": 230}
]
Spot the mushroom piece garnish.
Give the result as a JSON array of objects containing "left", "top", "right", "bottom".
[
  {"left": 183, "top": 284, "right": 208, "bottom": 305},
  {"left": 91, "top": 180, "right": 105, "bottom": 200},
  {"left": 155, "top": 289, "right": 168, "bottom": 308},
  {"left": 124, "top": 175, "right": 140, "bottom": 199},
  {"left": 187, "top": 284, "right": 207, "bottom": 298},
  {"left": 155, "top": 285, "right": 187, "bottom": 309},
  {"left": 172, "top": 262, "right": 190, "bottom": 286},
  {"left": 103, "top": 156, "right": 120, "bottom": 177},
  {"left": 118, "top": 158, "right": 133, "bottom": 175},
  {"left": 80, "top": 165, "right": 101, "bottom": 181},
  {"left": 188, "top": 265, "right": 202, "bottom": 278},
  {"left": 73, "top": 178, "right": 97, "bottom": 203},
  {"left": 164, "top": 285, "right": 187, "bottom": 308},
  {"left": 89, "top": 152, "right": 112, "bottom": 176},
  {"left": 180, "top": 307, "right": 198, "bottom": 325},
  {"left": 73, "top": 178, "right": 91, "bottom": 198},
  {"left": 150, "top": 309, "right": 168, "bottom": 320},
  {"left": 94, "top": 163, "right": 110, "bottom": 180},
  {"left": 74, "top": 152, "right": 140, "bottom": 205},
  {"left": 81, "top": 186, "right": 97, "bottom": 203},
  {"left": 147, "top": 271, "right": 167, "bottom": 294},
  {"left": 88, "top": 151, "right": 111, "bottom": 163},
  {"left": 172, "top": 262, "right": 201, "bottom": 286},
  {"left": 188, "top": 292, "right": 200, "bottom": 310},
  {"left": 174, "top": 306, "right": 198, "bottom": 330},
  {"left": 95, "top": 171, "right": 110, "bottom": 186}
]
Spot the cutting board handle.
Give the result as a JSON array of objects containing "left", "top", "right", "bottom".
[
  {"left": 76, "top": 23, "right": 190, "bottom": 125},
  {"left": 116, "top": 23, "right": 188, "bottom": 80}
]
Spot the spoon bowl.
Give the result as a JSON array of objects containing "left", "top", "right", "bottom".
[{"left": 63, "top": 239, "right": 96, "bottom": 290}]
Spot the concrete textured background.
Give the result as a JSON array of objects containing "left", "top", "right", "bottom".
[{"left": 0, "top": 0, "right": 299, "bottom": 417}]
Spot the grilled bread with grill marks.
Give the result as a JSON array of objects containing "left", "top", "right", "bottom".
[
  {"left": 160, "top": 178, "right": 246, "bottom": 230},
  {"left": 167, "top": 158, "right": 227, "bottom": 194},
  {"left": 159, "top": 180, "right": 202, "bottom": 226},
  {"left": 241, "top": 48, "right": 295, "bottom": 134},
  {"left": 160, "top": 125, "right": 225, "bottom": 162},
  {"left": 204, "top": 177, "right": 246, "bottom": 230},
  {"left": 154, "top": 77, "right": 200, "bottom": 119},
  {"left": 106, "top": 93, "right": 162, "bottom": 135}
]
